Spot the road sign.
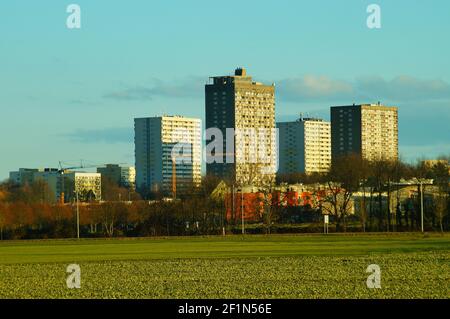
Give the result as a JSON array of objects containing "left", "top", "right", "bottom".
[{"left": 324, "top": 215, "right": 329, "bottom": 234}]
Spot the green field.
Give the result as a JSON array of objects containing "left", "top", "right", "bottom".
[{"left": 0, "top": 234, "right": 449, "bottom": 299}]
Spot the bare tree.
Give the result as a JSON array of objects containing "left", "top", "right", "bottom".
[
  {"left": 432, "top": 160, "right": 449, "bottom": 232},
  {"left": 434, "top": 194, "right": 448, "bottom": 232},
  {"left": 100, "top": 202, "right": 128, "bottom": 237},
  {"left": 323, "top": 154, "right": 365, "bottom": 232},
  {"left": 255, "top": 186, "right": 281, "bottom": 234},
  {"left": 0, "top": 203, "right": 7, "bottom": 240},
  {"left": 369, "top": 160, "right": 393, "bottom": 231}
]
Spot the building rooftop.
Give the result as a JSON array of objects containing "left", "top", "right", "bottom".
[
  {"left": 331, "top": 103, "right": 397, "bottom": 110},
  {"left": 134, "top": 115, "right": 201, "bottom": 121}
]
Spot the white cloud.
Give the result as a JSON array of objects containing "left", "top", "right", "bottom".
[
  {"left": 276, "top": 74, "right": 450, "bottom": 103},
  {"left": 102, "top": 74, "right": 450, "bottom": 107},
  {"left": 103, "top": 76, "right": 206, "bottom": 101},
  {"left": 356, "top": 75, "right": 450, "bottom": 101},
  {"left": 277, "top": 75, "right": 353, "bottom": 101}
]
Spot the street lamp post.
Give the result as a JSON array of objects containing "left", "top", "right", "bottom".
[
  {"left": 232, "top": 184, "right": 235, "bottom": 221},
  {"left": 76, "top": 191, "right": 80, "bottom": 239},
  {"left": 416, "top": 178, "right": 432, "bottom": 233},
  {"left": 241, "top": 190, "right": 244, "bottom": 235},
  {"left": 392, "top": 178, "right": 432, "bottom": 234},
  {"left": 420, "top": 181, "right": 424, "bottom": 233}
]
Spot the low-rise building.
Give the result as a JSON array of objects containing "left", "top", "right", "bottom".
[
  {"left": 62, "top": 172, "right": 102, "bottom": 202},
  {"left": 97, "top": 164, "right": 136, "bottom": 190},
  {"left": 9, "top": 168, "right": 40, "bottom": 185},
  {"left": 33, "top": 168, "right": 63, "bottom": 203},
  {"left": 9, "top": 168, "right": 103, "bottom": 203}
]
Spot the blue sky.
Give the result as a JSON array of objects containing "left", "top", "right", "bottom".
[{"left": 1, "top": 0, "right": 449, "bottom": 179}]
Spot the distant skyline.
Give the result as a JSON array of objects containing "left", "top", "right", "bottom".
[{"left": 1, "top": 0, "right": 450, "bottom": 180}]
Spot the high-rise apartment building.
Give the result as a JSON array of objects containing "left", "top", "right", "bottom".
[
  {"left": 134, "top": 115, "right": 201, "bottom": 195},
  {"left": 277, "top": 116, "right": 331, "bottom": 175},
  {"left": 331, "top": 103, "right": 398, "bottom": 162},
  {"left": 205, "top": 68, "right": 276, "bottom": 186}
]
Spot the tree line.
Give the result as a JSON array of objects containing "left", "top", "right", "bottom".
[
  {"left": 0, "top": 155, "right": 449, "bottom": 239},
  {"left": 0, "top": 175, "right": 225, "bottom": 239},
  {"left": 278, "top": 155, "right": 450, "bottom": 233}
]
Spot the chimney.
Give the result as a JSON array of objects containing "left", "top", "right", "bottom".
[{"left": 235, "top": 67, "right": 246, "bottom": 76}]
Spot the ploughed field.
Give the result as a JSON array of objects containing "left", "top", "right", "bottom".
[{"left": 0, "top": 234, "right": 448, "bottom": 298}]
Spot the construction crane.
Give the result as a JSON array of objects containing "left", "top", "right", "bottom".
[
  {"left": 58, "top": 160, "right": 126, "bottom": 172},
  {"left": 58, "top": 160, "right": 128, "bottom": 174}
]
